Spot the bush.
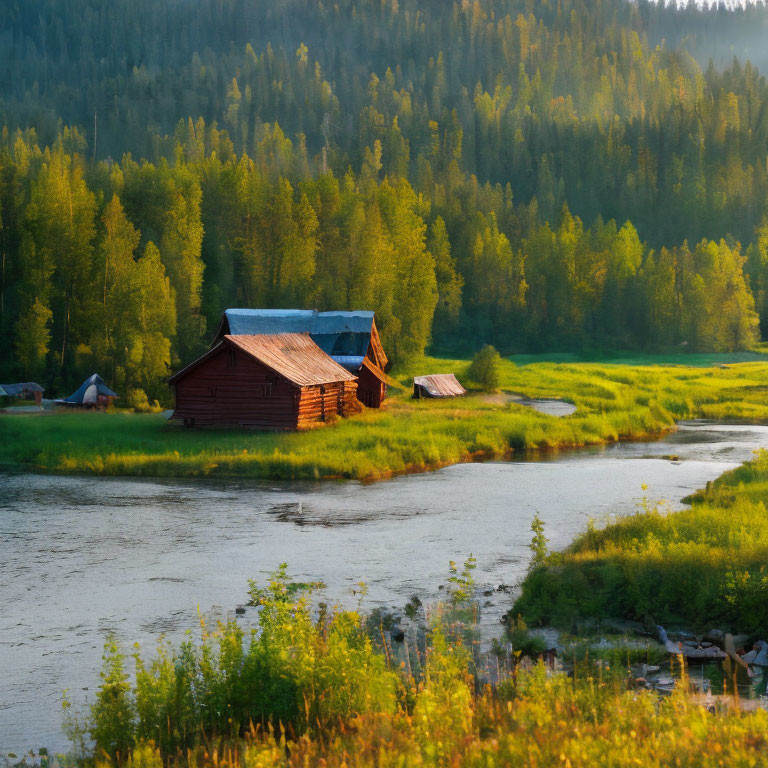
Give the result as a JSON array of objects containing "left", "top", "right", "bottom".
[
  {"left": 126, "top": 388, "right": 163, "bottom": 413},
  {"left": 126, "top": 388, "right": 151, "bottom": 412},
  {"left": 467, "top": 345, "right": 501, "bottom": 391},
  {"left": 87, "top": 565, "right": 399, "bottom": 755}
]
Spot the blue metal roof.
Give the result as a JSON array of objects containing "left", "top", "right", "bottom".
[
  {"left": 221, "top": 309, "right": 375, "bottom": 367},
  {"left": 224, "top": 309, "right": 375, "bottom": 337},
  {"left": 0, "top": 382, "right": 45, "bottom": 396},
  {"left": 331, "top": 355, "right": 366, "bottom": 372}
]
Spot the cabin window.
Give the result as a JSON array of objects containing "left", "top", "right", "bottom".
[
  {"left": 255, "top": 383, "right": 272, "bottom": 397},
  {"left": 227, "top": 348, "right": 237, "bottom": 368}
]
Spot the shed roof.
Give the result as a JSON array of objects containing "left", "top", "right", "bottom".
[
  {"left": 413, "top": 374, "right": 467, "bottom": 398},
  {"left": 170, "top": 333, "right": 358, "bottom": 387},
  {"left": 0, "top": 382, "right": 45, "bottom": 396}
]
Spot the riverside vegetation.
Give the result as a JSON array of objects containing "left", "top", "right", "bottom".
[
  {"left": 3, "top": 356, "right": 768, "bottom": 481},
  {"left": 515, "top": 447, "right": 768, "bottom": 636},
  {"left": 58, "top": 553, "right": 768, "bottom": 768}
]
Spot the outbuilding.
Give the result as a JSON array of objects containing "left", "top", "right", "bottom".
[
  {"left": 413, "top": 374, "right": 466, "bottom": 399},
  {"left": 169, "top": 333, "right": 360, "bottom": 429},
  {"left": 212, "top": 309, "right": 390, "bottom": 408},
  {"left": 0, "top": 382, "right": 45, "bottom": 405},
  {"left": 55, "top": 374, "right": 117, "bottom": 408}
]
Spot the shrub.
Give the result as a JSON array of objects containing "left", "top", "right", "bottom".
[
  {"left": 126, "top": 388, "right": 151, "bottom": 412},
  {"left": 87, "top": 566, "right": 399, "bottom": 756},
  {"left": 90, "top": 636, "right": 136, "bottom": 759},
  {"left": 467, "top": 345, "right": 501, "bottom": 391}
]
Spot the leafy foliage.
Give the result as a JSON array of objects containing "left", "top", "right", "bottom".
[
  {"left": 528, "top": 513, "right": 549, "bottom": 569},
  {"left": 467, "top": 345, "right": 501, "bottom": 391},
  {"left": 87, "top": 565, "right": 399, "bottom": 755},
  {"left": 75, "top": 568, "right": 768, "bottom": 768}
]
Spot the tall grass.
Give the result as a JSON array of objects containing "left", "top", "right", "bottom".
[
  {"left": 68, "top": 564, "right": 768, "bottom": 768},
  {"left": 514, "top": 450, "right": 768, "bottom": 633},
  {"left": 4, "top": 358, "right": 768, "bottom": 480}
]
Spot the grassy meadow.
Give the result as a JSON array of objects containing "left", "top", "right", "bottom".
[
  {"left": 4, "top": 356, "right": 768, "bottom": 481},
  {"left": 514, "top": 448, "right": 768, "bottom": 633}
]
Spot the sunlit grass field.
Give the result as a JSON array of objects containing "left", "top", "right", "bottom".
[
  {"left": 3, "top": 357, "right": 768, "bottom": 480},
  {"left": 515, "top": 448, "right": 768, "bottom": 633}
]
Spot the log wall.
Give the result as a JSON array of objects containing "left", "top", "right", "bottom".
[
  {"left": 174, "top": 346, "right": 300, "bottom": 429},
  {"left": 296, "top": 380, "right": 360, "bottom": 427}
]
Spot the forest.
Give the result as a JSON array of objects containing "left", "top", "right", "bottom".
[{"left": 4, "top": 0, "right": 768, "bottom": 399}]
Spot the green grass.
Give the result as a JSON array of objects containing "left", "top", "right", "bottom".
[
  {"left": 509, "top": 350, "right": 768, "bottom": 367},
  {"left": 514, "top": 449, "right": 768, "bottom": 633},
  {"left": 4, "top": 356, "right": 768, "bottom": 480},
  {"left": 63, "top": 563, "right": 768, "bottom": 768}
]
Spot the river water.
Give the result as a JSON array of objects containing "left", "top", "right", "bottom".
[{"left": 2, "top": 421, "right": 768, "bottom": 755}]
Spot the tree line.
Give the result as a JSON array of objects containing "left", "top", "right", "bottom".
[
  {"left": 1, "top": 124, "right": 762, "bottom": 402},
  {"left": 6, "top": 0, "right": 768, "bottom": 246},
  {"left": 3, "top": 0, "right": 768, "bottom": 400}
]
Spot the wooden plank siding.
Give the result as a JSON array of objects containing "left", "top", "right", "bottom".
[
  {"left": 170, "top": 336, "right": 361, "bottom": 430},
  {"left": 296, "top": 381, "right": 360, "bottom": 428},
  {"left": 357, "top": 357, "right": 388, "bottom": 408},
  {"left": 172, "top": 346, "right": 301, "bottom": 429}
]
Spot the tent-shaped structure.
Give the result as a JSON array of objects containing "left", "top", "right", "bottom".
[
  {"left": 212, "top": 309, "right": 390, "bottom": 408},
  {"left": 413, "top": 374, "right": 466, "bottom": 399},
  {"left": 55, "top": 374, "right": 117, "bottom": 407}
]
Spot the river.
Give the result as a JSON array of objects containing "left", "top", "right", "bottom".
[{"left": 1, "top": 421, "right": 767, "bottom": 755}]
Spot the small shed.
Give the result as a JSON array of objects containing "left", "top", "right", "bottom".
[
  {"left": 169, "top": 333, "right": 360, "bottom": 429},
  {"left": 56, "top": 374, "right": 117, "bottom": 408},
  {"left": 413, "top": 374, "right": 467, "bottom": 399},
  {"left": 212, "top": 309, "right": 390, "bottom": 408},
  {"left": 0, "top": 382, "right": 45, "bottom": 404}
]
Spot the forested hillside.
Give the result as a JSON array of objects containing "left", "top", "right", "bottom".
[{"left": 3, "top": 0, "right": 768, "bottom": 400}]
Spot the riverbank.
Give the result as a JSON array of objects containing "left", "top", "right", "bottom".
[
  {"left": 514, "top": 447, "right": 768, "bottom": 634},
  {"left": 4, "top": 358, "right": 768, "bottom": 481},
  {"left": 40, "top": 562, "right": 768, "bottom": 768}
]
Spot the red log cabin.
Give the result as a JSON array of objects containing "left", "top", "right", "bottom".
[
  {"left": 168, "top": 333, "right": 360, "bottom": 429},
  {"left": 212, "top": 309, "right": 390, "bottom": 408}
]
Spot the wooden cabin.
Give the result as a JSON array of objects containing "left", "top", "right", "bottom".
[
  {"left": 413, "top": 374, "right": 466, "bottom": 399},
  {"left": 168, "top": 333, "right": 360, "bottom": 429},
  {"left": 212, "top": 309, "right": 390, "bottom": 408}
]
